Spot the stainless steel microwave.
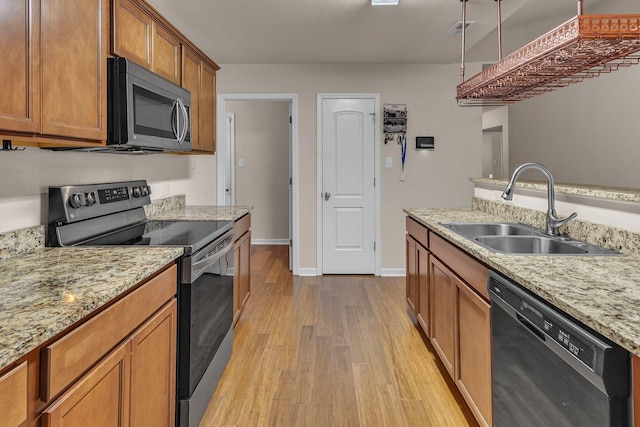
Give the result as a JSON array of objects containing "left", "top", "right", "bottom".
[{"left": 107, "top": 57, "right": 192, "bottom": 153}]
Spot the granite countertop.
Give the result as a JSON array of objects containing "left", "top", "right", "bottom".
[
  {"left": 470, "top": 178, "right": 640, "bottom": 203},
  {"left": 0, "top": 247, "right": 183, "bottom": 371},
  {"left": 148, "top": 205, "right": 251, "bottom": 222},
  {"left": 405, "top": 207, "right": 640, "bottom": 358}
]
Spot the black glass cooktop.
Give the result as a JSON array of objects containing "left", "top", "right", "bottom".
[{"left": 78, "top": 220, "right": 233, "bottom": 254}]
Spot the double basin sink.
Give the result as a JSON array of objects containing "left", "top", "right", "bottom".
[{"left": 440, "top": 222, "right": 621, "bottom": 256}]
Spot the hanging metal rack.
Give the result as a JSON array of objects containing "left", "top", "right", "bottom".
[{"left": 456, "top": 0, "right": 640, "bottom": 106}]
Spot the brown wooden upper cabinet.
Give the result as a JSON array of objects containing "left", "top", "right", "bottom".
[
  {"left": 180, "top": 44, "right": 217, "bottom": 153},
  {"left": 0, "top": 0, "right": 108, "bottom": 145},
  {"left": 112, "top": 0, "right": 181, "bottom": 85},
  {"left": 112, "top": 0, "right": 218, "bottom": 153}
]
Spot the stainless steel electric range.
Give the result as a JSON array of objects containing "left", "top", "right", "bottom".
[{"left": 46, "top": 180, "right": 234, "bottom": 427}]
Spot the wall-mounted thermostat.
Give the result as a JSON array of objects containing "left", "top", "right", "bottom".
[{"left": 416, "top": 136, "right": 435, "bottom": 150}]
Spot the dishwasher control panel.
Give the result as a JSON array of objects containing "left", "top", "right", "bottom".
[{"left": 489, "top": 275, "right": 601, "bottom": 370}]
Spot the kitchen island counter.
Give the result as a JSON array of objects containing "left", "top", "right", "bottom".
[
  {"left": 0, "top": 246, "right": 182, "bottom": 372},
  {"left": 405, "top": 207, "right": 640, "bottom": 357}
]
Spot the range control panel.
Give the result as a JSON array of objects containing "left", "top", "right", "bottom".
[{"left": 48, "top": 180, "right": 152, "bottom": 224}]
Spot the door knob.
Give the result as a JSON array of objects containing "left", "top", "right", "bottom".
[{"left": 324, "top": 192, "right": 331, "bottom": 201}]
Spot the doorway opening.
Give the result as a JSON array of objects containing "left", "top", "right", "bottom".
[
  {"left": 217, "top": 94, "right": 299, "bottom": 275},
  {"left": 482, "top": 126, "right": 504, "bottom": 180}
]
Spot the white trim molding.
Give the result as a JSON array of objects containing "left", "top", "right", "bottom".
[
  {"left": 252, "top": 239, "right": 290, "bottom": 245},
  {"left": 380, "top": 268, "right": 407, "bottom": 277},
  {"left": 217, "top": 93, "right": 300, "bottom": 275}
]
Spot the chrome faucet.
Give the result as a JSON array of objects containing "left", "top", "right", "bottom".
[{"left": 501, "top": 162, "right": 577, "bottom": 236}]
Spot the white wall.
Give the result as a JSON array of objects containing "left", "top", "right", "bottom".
[
  {"left": 217, "top": 63, "right": 483, "bottom": 271},
  {"left": 227, "top": 100, "right": 290, "bottom": 242},
  {"left": 0, "top": 148, "right": 216, "bottom": 233}
]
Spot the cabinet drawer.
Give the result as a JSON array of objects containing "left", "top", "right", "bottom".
[
  {"left": 0, "top": 361, "right": 27, "bottom": 427},
  {"left": 430, "top": 232, "right": 489, "bottom": 300},
  {"left": 234, "top": 213, "right": 251, "bottom": 241},
  {"left": 41, "top": 264, "right": 176, "bottom": 401},
  {"left": 406, "top": 217, "right": 428, "bottom": 248}
]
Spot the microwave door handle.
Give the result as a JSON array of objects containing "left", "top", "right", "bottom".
[
  {"left": 178, "top": 98, "right": 189, "bottom": 144},
  {"left": 171, "top": 100, "right": 179, "bottom": 140}
]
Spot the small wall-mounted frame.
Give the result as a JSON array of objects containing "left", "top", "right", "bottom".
[{"left": 416, "top": 136, "right": 434, "bottom": 150}]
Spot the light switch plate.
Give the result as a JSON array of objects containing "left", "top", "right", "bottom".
[
  {"left": 239, "top": 159, "right": 245, "bottom": 168},
  {"left": 385, "top": 157, "right": 393, "bottom": 168}
]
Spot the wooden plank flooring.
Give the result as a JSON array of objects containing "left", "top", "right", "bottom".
[{"left": 200, "top": 245, "right": 478, "bottom": 427}]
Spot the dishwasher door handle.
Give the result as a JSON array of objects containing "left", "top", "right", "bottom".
[{"left": 516, "top": 313, "right": 546, "bottom": 342}]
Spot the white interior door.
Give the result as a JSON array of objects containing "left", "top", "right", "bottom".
[{"left": 321, "top": 97, "right": 375, "bottom": 274}]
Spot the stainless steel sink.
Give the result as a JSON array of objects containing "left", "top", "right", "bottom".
[
  {"left": 441, "top": 222, "right": 539, "bottom": 237},
  {"left": 439, "top": 222, "right": 622, "bottom": 256}
]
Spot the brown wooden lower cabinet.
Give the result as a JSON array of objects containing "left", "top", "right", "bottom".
[
  {"left": 129, "top": 300, "right": 177, "bottom": 427},
  {"left": 0, "top": 361, "right": 28, "bottom": 427},
  {"left": 42, "top": 342, "right": 130, "bottom": 427},
  {"left": 42, "top": 299, "right": 177, "bottom": 427},
  {"left": 429, "top": 256, "right": 457, "bottom": 378},
  {"left": 233, "top": 213, "right": 252, "bottom": 326},
  {"left": 416, "top": 243, "right": 430, "bottom": 337},
  {"left": 406, "top": 218, "right": 492, "bottom": 427},
  {"left": 405, "top": 234, "right": 418, "bottom": 315},
  {"left": 456, "top": 278, "right": 492, "bottom": 427}
]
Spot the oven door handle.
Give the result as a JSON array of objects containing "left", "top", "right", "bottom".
[{"left": 190, "top": 240, "right": 234, "bottom": 281}]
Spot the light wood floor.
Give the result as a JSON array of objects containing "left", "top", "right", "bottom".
[{"left": 200, "top": 245, "right": 478, "bottom": 427}]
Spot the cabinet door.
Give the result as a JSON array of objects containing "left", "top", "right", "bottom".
[
  {"left": 456, "top": 282, "right": 492, "bottom": 427},
  {"left": 430, "top": 256, "right": 457, "bottom": 377},
  {"left": 182, "top": 48, "right": 201, "bottom": 149},
  {"left": 42, "top": 341, "right": 130, "bottom": 427},
  {"left": 112, "top": 0, "right": 152, "bottom": 69},
  {"left": 199, "top": 61, "right": 216, "bottom": 153},
  {"left": 239, "top": 230, "right": 251, "bottom": 307},
  {"left": 405, "top": 235, "right": 418, "bottom": 315},
  {"left": 416, "top": 243, "right": 430, "bottom": 337},
  {"left": 233, "top": 239, "right": 242, "bottom": 325},
  {"left": 152, "top": 22, "right": 181, "bottom": 85},
  {"left": 41, "top": 0, "right": 107, "bottom": 141},
  {"left": 0, "top": 361, "right": 27, "bottom": 427},
  {"left": 233, "top": 230, "right": 251, "bottom": 326},
  {"left": 0, "top": 0, "right": 40, "bottom": 133},
  {"left": 129, "top": 299, "right": 177, "bottom": 427}
]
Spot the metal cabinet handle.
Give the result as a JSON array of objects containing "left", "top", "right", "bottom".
[{"left": 324, "top": 192, "right": 331, "bottom": 201}]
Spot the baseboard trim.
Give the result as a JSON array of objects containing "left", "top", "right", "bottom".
[
  {"left": 252, "top": 239, "right": 289, "bottom": 245},
  {"left": 297, "top": 268, "right": 318, "bottom": 276},
  {"left": 380, "top": 268, "right": 406, "bottom": 277}
]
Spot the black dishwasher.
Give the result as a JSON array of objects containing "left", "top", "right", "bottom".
[{"left": 488, "top": 271, "right": 631, "bottom": 427}]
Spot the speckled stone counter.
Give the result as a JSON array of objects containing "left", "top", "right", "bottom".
[
  {"left": 0, "top": 225, "right": 44, "bottom": 261},
  {"left": 148, "top": 205, "right": 252, "bottom": 222},
  {"left": 0, "top": 246, "right": 182, "bottom": 371},
  {"left": 404, "top": 207, "right": 640, "bottom": 357},
  {"left": 471, "top": 178, "right": 640, "bottom": 203}
]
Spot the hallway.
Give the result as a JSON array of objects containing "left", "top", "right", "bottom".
[{"left": 200, "top": 245, "right": 477, "bottom": 427}]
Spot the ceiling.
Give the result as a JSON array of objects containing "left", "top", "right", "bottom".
[{"left": 146, "top": 0, "right": 601, "bottom": 65}]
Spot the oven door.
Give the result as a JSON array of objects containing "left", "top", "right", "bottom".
[{"left": 177, "top": 231, "right": 234, "bottom": 427}]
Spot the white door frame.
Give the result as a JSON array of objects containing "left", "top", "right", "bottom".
[
  {"left": 216, "top": 93, "right": 300, "bottom": 275},
  {"left": 316, "top": 93, "right": 381, "bottom": 276},
  {"left": 224, "top": 112, "right": 236, "bottom": 205}
]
